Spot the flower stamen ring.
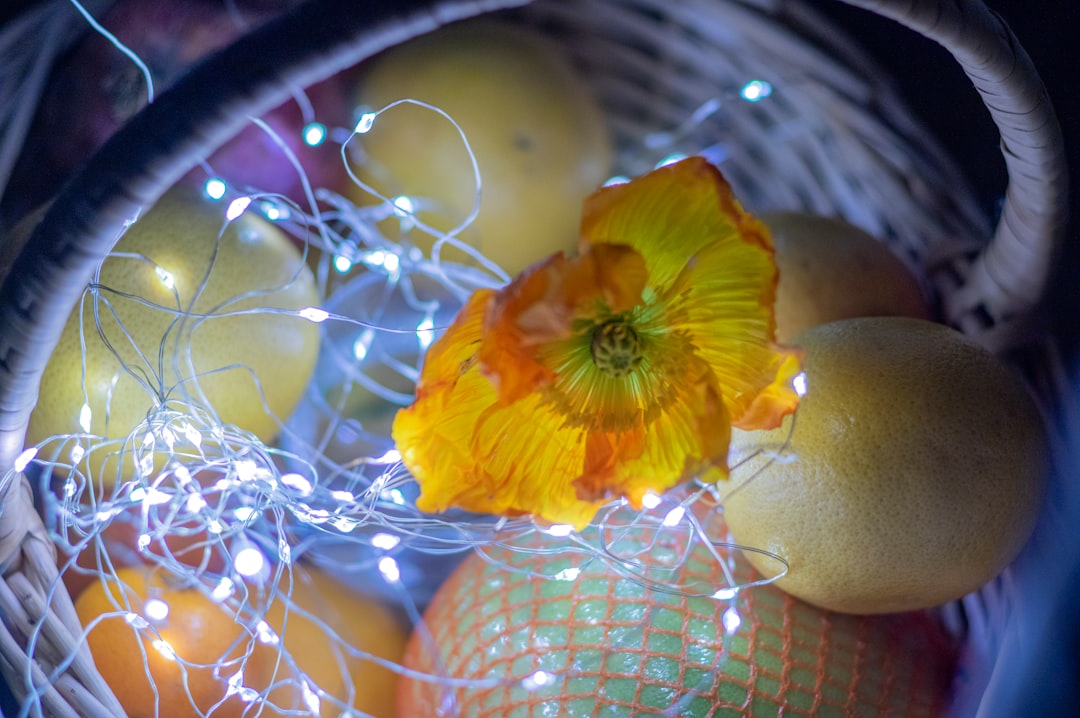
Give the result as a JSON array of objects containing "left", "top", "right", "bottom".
[{"left": 591, "top": 318, "right": 643, "bottom": 378}]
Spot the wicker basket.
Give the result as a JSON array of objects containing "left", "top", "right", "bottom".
[{"left": 0, "top": 0, "right": 1069, "bottom": 715}]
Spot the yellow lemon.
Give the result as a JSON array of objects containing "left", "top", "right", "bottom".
[
  {"left": 24, "top": 185, "right": 320, "bottom": 487},
  {"left": 722, "top": 317, "right": 1047, "bottom": 614},
  {"left": 349, "top": 20, "right": 613, "bottom": 275},
  {"left": 764, "top": 211, "right": 931, "bottom": 342}
]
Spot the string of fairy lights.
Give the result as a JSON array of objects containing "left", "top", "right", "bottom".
[{"left": 0, "top": 6, "right": 789, "bottom": 711}]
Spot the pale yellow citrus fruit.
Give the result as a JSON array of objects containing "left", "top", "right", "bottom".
[
  {"left": 349, "top": 20, "right": 613, "bottom": 275},
  {"left": 24, "top": 185, "right": 320, "bottom": 487},
  {"left": 764, "top": 211, "right": 931, "bottom": 343},
  {"left": 722, "top": 317, "right": 1047, "bottom": 614}
]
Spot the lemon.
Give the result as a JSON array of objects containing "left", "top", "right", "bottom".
[
  {"left": 349, "top": 20, "right": 613, "bottom": 275},
  {"left": 25, "top": 185, "right": 320, "bottom": 487},
  {"left": 764, "top": 212, "right": 931, "bottom": 342},
  {"left": 722, "top": 317, "right": 1047, "bottom": 614}
]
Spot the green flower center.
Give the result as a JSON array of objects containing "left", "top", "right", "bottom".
[{"left": 590, "top": 319, "right": 643, "bottom": 378}]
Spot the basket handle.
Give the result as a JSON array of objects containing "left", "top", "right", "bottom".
[{"left": 841, "top": 0, "right": 1068, "bottom": 343}]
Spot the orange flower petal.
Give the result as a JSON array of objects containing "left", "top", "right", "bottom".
[
  {"left": 394, "top": 157, "right": 800, "bottom": 528},
  {"left": 479, "top": 244, "right": 647, "bottom": 405}
]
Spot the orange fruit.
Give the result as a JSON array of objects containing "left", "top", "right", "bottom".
[
  {"left": 74, "top": 563, "right": 407, "bottom": 717},
  {"left": 74, "top": 567, "right": 278, "bottom": 718},
  {"left": 266, "top": 564, "right": 408, "bottom": 717},
  {"left": 763, "top": 211, "right": 931, "bottom": 342},
  {"left": 398, "top": 519, "right": 957, "bottom": 716},
  {"left": 24, "top": 184, "right": 320, "bottom": 488},
  {"left": 722, "top": 317, "right": 1048, "bottom": 613},
  {"left": 348, "top": 20, "right": 612, "bottom": 275}
]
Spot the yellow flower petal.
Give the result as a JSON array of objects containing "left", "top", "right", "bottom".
[
  {"left": 393, "top": 157, "right": 800, "bottom": 528},
  {"left": 585, "top": 356, "right": 732, "bottom": 509},
  {"left": 664, "top": 237, "right": 800, "bottom": 429},
  {"left": 581, "top": 157, "right": 772, "bottom": 289}
]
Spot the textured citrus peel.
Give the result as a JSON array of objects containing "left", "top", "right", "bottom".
[{"left": 392, "top": 157, "right": 800, "bottom": 528}]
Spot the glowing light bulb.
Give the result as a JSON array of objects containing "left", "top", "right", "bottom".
[
  {"left": 371, "top": 532, "right": 400, "bottom": 550},
  {"left": 13, "top": 447, "right": 38, "bottom": 472},
  {"left": 378, "top": 556, "right": 401, "bottom": 583},
  {"left": 79, "top": 403, "right": 93, "bottom": 433},
  {"left": 255, "top": 620, "right": 279, "bottom": 645},
  {"left": 334, "top": 254, "right": 353, "bottom": 273},
  {"left": 377, "top": 449, "right": 401, "bottom": 464},
  {"left": 233, "top": 506, "right": 257, "bottom": 521},
  {"left": 392, "top": 195, "right": 414, "bottom": 217},
  {"left": 523, "top": 670, "right": 553, "bottom": 690},
  {"left": 131, "top": 486, "right": 171, "bottom": 506},
  {"left": 355, "top": 112, "right": 376, "bottom": 134},
  {"left": 234, "top": 546, "right": 265, "bottom": 577},
  {"left": 281, "top": 472, "right": 313, "bottom": 496},
  {"left": 203, "top": 178, "right": 228, "bottom": 200},
  {"left": 124, "top": 612, "right": 148, "bottom": 629},
  {"left": 545, "top": 524, "right": 575, "bottom": 537},
  {"left": 793, "top": 371, "right": 808, "bottom": 397},
  {"left": 211, "top": 577, "right": 235, "bottom": 603},
  {"left": 554, "top": 567, "right": 581, "bottom": 581},
  {"left": 154, "top": 265, "right": 175, "bottom": 290},
  {"left": 416, "top": 316, "right": 435, "bottom": 350},
  {"left": 226, "top": 196, "right": 252, "bottom": 221},
  {"left": 260, "top": 200, "right": 285, "bottom": 221},
  {"left": 712, "top": 587, "right": 738, "bottom": 601},
  {"left": 302, "top": 122, "right": 326, "bottom": 147},
  {"left": 662, "top": 506, "right": 686, "bottom": 527},
  {"left": 299, "top": 306, "right": 329, "bottom": 323},
  {"left": 353, "top": 329, "right": 374, "bottom": 361},
  {"left": 722, "top": 605, "right": 742, "bottom": 634},
  {"left": 740, "top": 80, "right": 772, "bottom": 102},
  {"left": 641, "top": 491, "right": 662, "bottom": 510},
  {"left": 144, "top": 598, "right": 170, "bottom": 622},
  {"left": 152, "top": 639, "right": 177, "bottom": 661},
  {"left": 302, "top": 681, "right": 321, "bottom": 714}
]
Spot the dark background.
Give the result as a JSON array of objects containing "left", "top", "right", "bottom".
[{"left": 0, "top": 0, "right": 1077, "bottom": 714}]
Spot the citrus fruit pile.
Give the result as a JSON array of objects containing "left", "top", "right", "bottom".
[{"left": 7, "top": 8, "right": 1049, "bottom": 718}]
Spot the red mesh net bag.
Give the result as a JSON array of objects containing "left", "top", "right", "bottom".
[{"left": 399, "top": 515, "right": 958, "bottom": 716}]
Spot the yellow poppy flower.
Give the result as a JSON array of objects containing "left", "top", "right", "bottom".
[{"left": 392, "top": 157, "right": 800, "bottom": 529}]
